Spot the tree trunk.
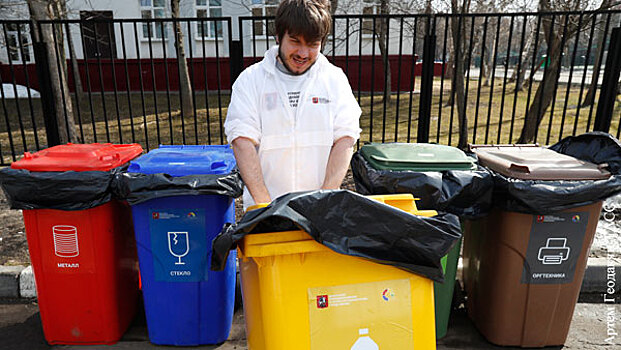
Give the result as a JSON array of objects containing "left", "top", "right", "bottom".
[
  {"left": 518, "top": 15, "right": 563, "bottom": 144},
  {"left": 57, "top": 0, "right": 82, "bottom": 95},
  {"left": 445, "top": 38, "right": 455, "bottom": 106},
  {"left": 59, "top": 1, "right": 84, "bottom": 106},
  {"left": 511, "top": 22, "right": 535, "bottom": 91},
  {"left": 445, "top": 51, "right": 455, "bottom": 80},
  {"left": 378, "top": 0, "right": 391, "bottom": 103},
  {"left": 514, "top": 55, "right": 529, "bottom": 91},
  {"left": 171, "top": 0, "right": 194, "bottom": 117},
  {"left": 581, "top": 0, "right": 613, "bottom": 107},
  {"left": 514, "top": 38, "right": 534, "bottom": 91},
  {"left": 66, "top": 26, "right": 83, "bottom": 96},
  {"left": 330, "top": 0, "right": 338, "bottom": 14},
  {"left": 480, "top": 45, "right": 489, "bottom": 86},
  {"left": 524, "top": 54, "right": 545, "bottom": 88},
  {"left": 28, "top": 0, "right": 77, "bottom": 144},
  {"left": 483, "top": 24, "right": 496, "bottom": 87},
  {"left": 581, "top": 19, "right": 606, "bottom": 107},
  {"left": 451, "top": 0, "right": 469, "bottom": 150},
  {"left": 425, "top": 0, "right": 432, "bottom": 14}
]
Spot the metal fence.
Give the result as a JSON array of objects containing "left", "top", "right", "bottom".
[{"left": 0, "top": 10, "right": 620, "bottom": 165}]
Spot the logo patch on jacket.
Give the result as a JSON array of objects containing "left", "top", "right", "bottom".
[
  {"left": 312, "top": 96, "right": 330, "bottom": 104},
  {"left": 264, "top": 92, "right": 278, "bottom": 110}
]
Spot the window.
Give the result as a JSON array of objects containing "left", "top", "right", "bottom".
[
  {"left": 362, "top": 0, "right": 380, "bottom": 35},
  {"left": 140, "top": 0, "right": 168, "bottom": 39},
  {"left": 196, "top": 0, "right": 223, "bottom": 39},
  {"left": 251, "top": 0, "right": 279, "bottom": 37},
  {"left": 5, "top": 24, "right": 31, "bottom": 63}
]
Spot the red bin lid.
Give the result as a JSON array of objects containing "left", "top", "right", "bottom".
[{"left": 11, "top": 143, "right": 144, "bottom": 172}]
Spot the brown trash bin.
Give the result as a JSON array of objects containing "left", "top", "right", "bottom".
[{"left": 463, "top": 145, "right": 610, "bottom": 348}]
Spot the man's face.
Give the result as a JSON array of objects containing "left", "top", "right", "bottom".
[{"left": 278, "top": 31, "right": 322, "bottom": 75}]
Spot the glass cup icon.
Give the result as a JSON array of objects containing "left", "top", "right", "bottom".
[
  {"left": 53, "top": 225, "right": 79, "bottom": 258},
  {"left": 168, "top": 232, "right": 190, "bottom": 265}
]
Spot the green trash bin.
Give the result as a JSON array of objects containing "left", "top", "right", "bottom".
[{"left": 358, "top": 143, "right": 476, "bottom": 339}]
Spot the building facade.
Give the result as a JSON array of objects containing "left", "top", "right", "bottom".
[{"left": 0, "top": 0, "right": 422, "bottom": 92}]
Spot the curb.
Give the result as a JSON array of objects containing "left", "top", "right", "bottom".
[
  {"left": 19, "top": 265, "right": 36, "bottom": 298},
  {"left": 580, "top": 257, "right": 621, "bottom": 294},
  {"left": 0, "top": 265, "right": 25, "bottom": 298},
  {"left": 1, "top": 257, "right": 619, "bottom": 300}
]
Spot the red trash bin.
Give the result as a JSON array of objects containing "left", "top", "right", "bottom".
[{"left": 11, "top": 143, "right": 143, "bottom": 345}]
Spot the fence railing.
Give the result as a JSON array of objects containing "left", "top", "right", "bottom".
[{"left": 0, "top": 10, "right": 620, "bottom": 165}]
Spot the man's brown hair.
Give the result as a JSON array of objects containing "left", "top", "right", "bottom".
[{"left": 275, "top": 0, "right": 332, "bottom": 45}]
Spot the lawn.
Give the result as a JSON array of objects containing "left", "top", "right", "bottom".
[
  {"left": 358, "top": 77, "right": 620, "bottom": 147},
  {"left": 1, "top": 77, "right": 619, "bottom": 165}
]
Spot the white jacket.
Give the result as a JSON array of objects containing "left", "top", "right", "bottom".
[{"left": 225, "top": 46, "right": 362, "bottom": 207}]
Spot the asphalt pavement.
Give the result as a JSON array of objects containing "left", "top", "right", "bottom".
[{"left": 1, "top": 293, "right": 619, "bottom": 350}]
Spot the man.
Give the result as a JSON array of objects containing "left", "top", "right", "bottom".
[{"left": 224, "top": 0, "right": 361, "bottom": 208}]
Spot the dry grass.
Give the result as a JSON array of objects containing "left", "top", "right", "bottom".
[
  {"left": 359, "top": 77, "right": 620, "bottom": 146},
  {"left": 1, "top": 78, "right": 620, "bottom": 164}
]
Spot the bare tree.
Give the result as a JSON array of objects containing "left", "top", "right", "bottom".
[
  {"left": 511, "top": 18, "right": 537, "bottom": 92},
  {"left": 330, "top": 0, "right": 338, "bottom": 15},
  {"left": 481, "top": 42, "right": 494, "bottom": 86},
  {"left": 472, "top": 0, "right": 494, "bottom": 86},
  {"left": 171, "top": 0, "right": 194, "bottom": 118},
  {"left": 581, "top": 0, "right": 615, "bottom": 107},
  {"left": 518, "top": 0, "right": 612, "bottom": 143},
  {"left": 449, "top": 0, "right": 471, "bottom": 149},
  {"left": 62, "top": 2, "right": 83, "bottom": 96},
  {"left": 331, "top": 0, "right": 399, "bottom": 104},
  {"left": 377, "top": 0, "right": 391, "bottom": 103},
  {"left": 28, "top": 0, "right": 78, "bottom": 144}
]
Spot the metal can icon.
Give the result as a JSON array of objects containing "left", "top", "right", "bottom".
[{"left": 52, "top": 225, "right": 80, "bottom": 258}]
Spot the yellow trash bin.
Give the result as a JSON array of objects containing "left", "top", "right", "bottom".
[{"left": 239, "top": 194, "right": 438, "bottom": 350}]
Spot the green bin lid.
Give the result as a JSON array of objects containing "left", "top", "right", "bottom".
[{"left": 360, "top": 143, "right": 478, "bottom": 171}]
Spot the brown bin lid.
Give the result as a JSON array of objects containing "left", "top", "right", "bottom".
[{"left": 469, "top": 144, "right": 611, "bottom": 180}]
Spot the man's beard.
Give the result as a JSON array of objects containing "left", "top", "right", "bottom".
[{"left": 278, "top": 46, "right": 315, "bottom": 76}]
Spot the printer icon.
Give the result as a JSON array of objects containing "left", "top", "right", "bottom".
[{"left": 538, "top": 238, "right": 570, "bottom": 265}]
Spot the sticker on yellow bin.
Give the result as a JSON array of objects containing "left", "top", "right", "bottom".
[{"left": 308, "top": 279, "right": 414, "bottom": 349}]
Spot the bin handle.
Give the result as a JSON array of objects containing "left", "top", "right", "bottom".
[
  {"left": 211, "top": 161, "right": 227, "bottom": 169},
  {"left": 99, "top": 153, "right": 121, "bottom": 162},
  {"left": 508, "top": 163, "right": 530, "bottom": 174}
]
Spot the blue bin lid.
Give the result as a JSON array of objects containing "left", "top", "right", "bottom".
[{"left": 127, "top": 145, "right": 236, "bottom": 176}]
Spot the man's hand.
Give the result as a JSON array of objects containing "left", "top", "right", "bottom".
[
  {"left": 321, "top": 136, "right": 355, "bottom": 190},
  {"left": 231, "top": 137, "right": 272, "bottom": 204}
]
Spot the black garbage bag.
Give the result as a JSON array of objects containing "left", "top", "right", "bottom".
[
  {"left": 351, "top": 152, "right": 494, "bottom": 219},
  {"left": 0, "top": 167, "right": 121, "bottom": 210},
  {"left": 491, "top": 132, "right": 621, "bottom": 214},
  {"left": 211, "top": 190, "right": 462, "bottom": 283},
  {"left": 112, "top": 170, "right": 243, "bottom": 205}
]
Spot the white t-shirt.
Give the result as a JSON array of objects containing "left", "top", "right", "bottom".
[
  {"left": 278, "top": 72, "right": 305, "bottom": 111},
  {"left": 275, "top": 58, "right": 306, "bottom": 111}
]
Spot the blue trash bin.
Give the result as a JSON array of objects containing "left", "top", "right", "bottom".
[{"left": 127, "top": 145, "right": 237, "bottom": 345}]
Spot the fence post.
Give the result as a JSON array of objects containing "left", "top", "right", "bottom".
[
  {"left": 417, "top": 25, "right": 436, "bottom": 143},
  {"left": 33, "top": 41, "right": 61, "bottom": 147},
  {"left": 594, "top": 27, "right": 621, "bottom": 133},
  {"left": 230, "top": 40, "right": 243, "bottom": 85}
]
